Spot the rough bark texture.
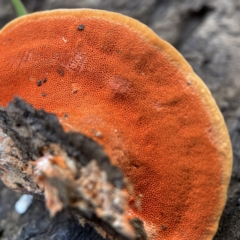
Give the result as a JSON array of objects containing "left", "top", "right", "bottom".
[{"left": 0, "top": 0, "right": 240, "bottom": 239}]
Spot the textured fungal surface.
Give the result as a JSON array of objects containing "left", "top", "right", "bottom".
[{"left": 0, "top": 9, "right": 232, "bottom": 240}]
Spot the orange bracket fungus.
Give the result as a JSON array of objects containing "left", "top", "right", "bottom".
[{"left": 0, "top": 9, "right": 232, "bottom": 240}]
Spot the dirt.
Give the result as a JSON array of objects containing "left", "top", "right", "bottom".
[{"left": 0, "top": 0, "right": 240, "bottom": 239}]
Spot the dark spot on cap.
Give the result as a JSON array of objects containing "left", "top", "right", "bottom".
[
  {"left": 161, "top": 225, "right": 167, "bottom": 230},
  {"left": 72, "top": 89, "right": 78, "bottom": 94},
  {"left": 42, "top": 93, "right": 46, "bottom": 97},
  {"left": 37, "top": 80, "right": 42, "bottom": 86},
  {"left": 64, "top": 113, "right": 68, "bottom": 118},
  {"left": 78, "top": 24, "right": 85, "bottom": 30},
  {"left": 58, "top": 69, "right": 64, "bottom": 77},
  {"left": 43, "top": 78, "right": 47, "bottom": 83}
]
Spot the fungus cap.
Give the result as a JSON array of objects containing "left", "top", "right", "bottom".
[{"left": 0, "top": 9, "right": 232, "bottom": 240}]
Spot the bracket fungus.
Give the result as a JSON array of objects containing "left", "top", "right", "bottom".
[{"left": 0, "top": 9, "right": 232, "bottom": 240}]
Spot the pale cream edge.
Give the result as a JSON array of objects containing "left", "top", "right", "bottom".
[{"left": 1, "top": 9, "right": 233, "bottom": 239}]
